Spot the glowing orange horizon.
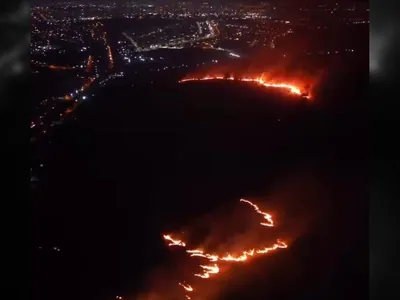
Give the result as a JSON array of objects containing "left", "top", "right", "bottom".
[
  {"left": 162, "top": 199, "right": 288, "bottom": 299},
  {"left": 179, "top": 76, "right": 310, "bottom": 99}
]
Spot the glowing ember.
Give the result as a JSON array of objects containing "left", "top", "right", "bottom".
[
  {"left": 194, "top": 264, "right": 220, "bottom": 278},
  {"left": 240, "top": 198, "right": 274, "bottom": 227},
  {"left": 187, "top": 250, "right": 219, "bottom": 262},
  {"left": 179, "top": 76, "right": 308, "bottom": 98},
  {"left": 163, "top": 234, "right": 186, "bottom": 247},
  {"left": 256, "top": 240, "right": 287, "bottom": 254},
  {"left": 163, "top": 199, "right": 288, "bottom": 299},
  {"left": 179, "top": 282, "right": 193, "bottom": 292}
]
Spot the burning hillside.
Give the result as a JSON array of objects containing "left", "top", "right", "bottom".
[
  {"left": 142, "top": 199, "right": 288, "bottom": 300},
  {"left": 178, "top": 50, "right": 325, "bottom": 100},
  {"left": 179, "top": 75, "right": 309, "bottom": 99}
]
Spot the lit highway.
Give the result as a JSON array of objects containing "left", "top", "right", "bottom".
[{"left": 122, "top": 20, "right": 220, "bottom": 52}]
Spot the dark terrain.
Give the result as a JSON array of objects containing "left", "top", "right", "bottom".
[{"left": 32, "top": 69, "right": 367, "bottom": 300}]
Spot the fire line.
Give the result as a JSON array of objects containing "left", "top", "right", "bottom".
[
  {"left": 163, "top": 199, "right": 288, "bottom": 299},
  {"left": 179, "top": 76, "right": 310, "bottom": 99}
]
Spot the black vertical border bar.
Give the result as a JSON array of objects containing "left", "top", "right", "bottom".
[
  {"left": 0, "top": 1, "right": 31, "bottom": 299},
  {"left": 370, "top": 0, "right": 400, "bottom": 299}
]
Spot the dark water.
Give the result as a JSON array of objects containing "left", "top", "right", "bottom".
[{"left": 33, "top": 79, "right": 367, "bottom": 300}]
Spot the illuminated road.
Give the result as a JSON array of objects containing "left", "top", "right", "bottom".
[
  {"left": 122, "top": 32, "right": 141, "bottom": 51},
  {"left": 122, "top": 20, "right": 220, "bottom": 52}
]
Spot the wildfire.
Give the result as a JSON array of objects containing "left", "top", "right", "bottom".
[
  {"left": 194, "top": 264, "right": 220, "bottom": 278},
  {"left": 179, "top": 282, "right": 193, "bottom": 292},
  {"left": 163, "top": 234, "right": 186, "bottom": 247},
  {"left": 163, "top": 199, "right": 288, "bottom": 299},
  {"left": 179, "top": 75, "right": 309, "bottom": 98},
  {"left": 240, "top": 198, "right": 274, "bottom": 227}
]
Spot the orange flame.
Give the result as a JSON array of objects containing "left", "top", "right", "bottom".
[
  {"left": 163, "top": 199, "right": 288, "bottom": 298},
  {"left": 163, "top": 234, "right": 186, "bottom": 247},
  {"left": 179, "top": 282, "right": 193, "bottom": 292},
  {"left": 179, "top": 75, "right": 309, "bottom": 98},
  {"left": 194, "top": 264, "right": 220, "bottom": 278},
  {"left": 240, "top": 198, "right": 274, "bottom": 227}
]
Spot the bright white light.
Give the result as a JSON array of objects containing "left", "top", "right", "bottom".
[{"left": 82, "top": 96, "right": 86, "bottom": 100}]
